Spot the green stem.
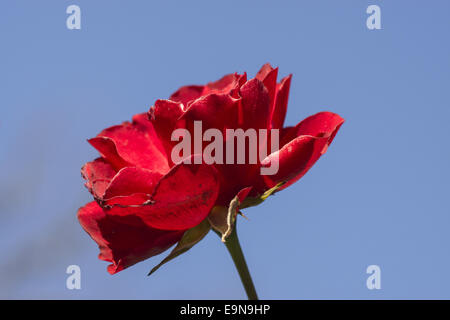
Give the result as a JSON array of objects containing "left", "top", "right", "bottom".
[{"left": 223, "top": 225, "right": 258, "bottom": 300}]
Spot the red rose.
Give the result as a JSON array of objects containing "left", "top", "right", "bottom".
[{"left": 78, "top": 63, "right": 344, "bottom": 275}]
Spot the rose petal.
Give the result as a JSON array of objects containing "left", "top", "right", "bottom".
[
  {"left": 281, "top": 111, "right": 344, "bottom": 146},
  {"left": 149, "top": 99, "right": 186, "bottom": 162},
  {"left": 239, "top": 78, "right": 271, "bottom": 130},
  {"left": 78, "top": 201, "right": 184, "bottom": 274},
  {"left": 169, "top": 85, "right": 204, "bottom": 107},
  {"left": 255, "top": 63, "right": 276, "bottom": 82},
  {"left": 149, "top": 99, "right": 185, "bottom": 127},
  {"left": 181, "top": 93, "right": 240, "bottom": 132},
  {"left": 103, "top": 167, "right": 163, "bottom": 200},
  {"left": 262, "top": 135, "right": 328, "bottom": 189},
  {"left": 143, "top": 161, "right": 220, "bottom": 230},
  {"left": 271, "top": 75, "right": 292, "bottom": 130},
  {"left": 263, "top": 112, "right": 344, "bottom": 189},
  {"left": 89, "top": 113, "right": 169, "bottom": 173},
  {"left": 236, "top": 186, "right": 252, "bottom": 202},
  {"left": 88, "top": 137, "right": 130, "bottom": 171},
  {"left": 256, "top": 63, "right": 279, "bottom": 117},
  {"left": 81, "top": 158, "right": 116, "bottom": 199},
  {"left": 204, "top": 72, "right": 247, "bottom": 98},
  {"left": 106, "top": 159, "right": 220, "bottom": 231}
]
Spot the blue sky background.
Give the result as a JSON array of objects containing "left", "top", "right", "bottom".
[{"left": 1, "top": 1, "right": 449, "bottom": 299}]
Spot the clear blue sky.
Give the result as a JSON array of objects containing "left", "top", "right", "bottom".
[{"left": 1, "top": 1, "right": 449, "bottom": 299}]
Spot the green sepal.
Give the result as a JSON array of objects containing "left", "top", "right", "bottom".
[
  {"left": 148, "top": 219, "right": 211, "bottom": 276},
  {"left": 240, "top": 181, "right": 285, "bottom": 209}
]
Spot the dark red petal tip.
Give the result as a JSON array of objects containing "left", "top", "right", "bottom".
[{"left": 77, "top": 201, "right": 184, "bottom": 274}]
